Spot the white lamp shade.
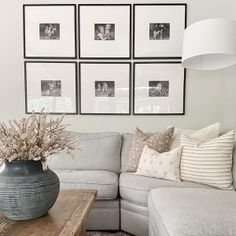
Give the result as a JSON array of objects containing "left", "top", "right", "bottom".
[{"left": 182, "top": 18, "right": 236, "bottom": 70}]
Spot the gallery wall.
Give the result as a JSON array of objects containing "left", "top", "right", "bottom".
[{"left": 0, "top": 0, "right": 235, "bottom": 133}]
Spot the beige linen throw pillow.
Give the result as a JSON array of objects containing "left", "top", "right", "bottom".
[
  {"left": 180, "top": 130, "right": 235, "bottom": 190},
  {"left": 135, "top": 145, "right": 183, "bottom": 181},
  {"left": 171, "top": 122, "right": 220, "bottom": 149},
  {"left": 124, "top": 127, "right": 174, "bottom": 172}
]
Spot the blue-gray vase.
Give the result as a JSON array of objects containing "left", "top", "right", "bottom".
[{"left": 0, "top": 160, "right": 60, "bottom": 220}]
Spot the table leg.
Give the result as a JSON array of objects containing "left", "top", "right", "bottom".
[
  {"left": 81, "top": 225, "right": 86, "bottom": 236},
  {"left": 75, "top": 225, "right": 86, "bottom": 236}
]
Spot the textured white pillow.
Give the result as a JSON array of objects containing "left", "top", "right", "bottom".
[
  {"left": 180, "top": 130, "right": 235, "bottom": 190},
  {"left": 135, "top": 145, "right": 183, "bottom": 181},
  {"left": 171, "top": 122, "right": 220, "bottom": 149}
]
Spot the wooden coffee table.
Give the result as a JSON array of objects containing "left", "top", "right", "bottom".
[{"left": 0, "top": 189, "right": 96, "bottom": 236}]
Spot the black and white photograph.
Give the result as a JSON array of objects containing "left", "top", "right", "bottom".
[
  {"left": 39, "top": 23, "right": 60, "bottom": 40},
  {"left": 79, "top": 62, "right": 131, "bottom": 115},
  {"left": 25, "top": 61, "right": 78, "bottom": 114},
  {"left": 41, "top": 80, "right": 62, "bottom": 97},
  {"left": 79, "top": 4, "right": 131, "bottom": 59},
  {"left": 23, "top": 4, "right": 77, "bottom": 59},
  {"left": 94, "top": 24, "right": 115, "bottom": 40},
  {"left": 149, "top": 23, "right": 170, "bottom": 40},
  {"left": 133, "top": 4, "right": 187, "bottom": 59},
  {"left": 95, "top": 81, "right": 115, "bottom": 97},
  {"left": 149, "top": 81, "right": 169, "bottom": 97},
  {"left": 134, "top": 62, "right": 185, "bottom": 115}
]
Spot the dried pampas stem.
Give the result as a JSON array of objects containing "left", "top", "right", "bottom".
[{"left": 0, "top": 111, "right": 77, "bottom": 165}]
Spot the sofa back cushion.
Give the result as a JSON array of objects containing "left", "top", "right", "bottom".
[
  {"left": 121, "top": 133, "right": 133, "bottom": 172},
  {"left": 49, "top": 132, "right": 121, "bottom": 173},
  {"left": 171, "top": 123, "right": 220, "bottom": 149}
]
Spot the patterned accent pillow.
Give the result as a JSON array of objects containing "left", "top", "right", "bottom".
[
  {"left": 180, "top": 130, "right": 235, "bottom": 190},
  {"left": 123, "top": 127, "right": 174, "bottom": 172},
  {"left": 135, "top": 145, "right": 183, "bottom": 181}
]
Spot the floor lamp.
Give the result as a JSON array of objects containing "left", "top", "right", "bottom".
[
  {"left": 182, "top": 18, "right": 236, "bottom": 70},
  {"left": 181, "top": 18, "right": 236, "bottom": 131}
]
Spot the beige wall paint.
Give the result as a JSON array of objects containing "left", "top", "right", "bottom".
[{"left": 0, "top": 0, "right": 235, "bottom": 133}]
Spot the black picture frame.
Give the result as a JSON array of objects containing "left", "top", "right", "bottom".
[
  {"left": 133, "top": 61, "right": 186, "bottom": 115},
  {"left": 24, "top": 61, "right": 78, "bottom": 115},
  {"left": 78, "top": 4, "right": 131, "bottom": 60},
  {"left": 79, "top": 62, "right": 131, "bottom": 115},
  {"left": 133, "top": 3, "right": 187, "bottom": 59},
  {"left": 23, "top": 4, "right": 77, "bottom": 59}
]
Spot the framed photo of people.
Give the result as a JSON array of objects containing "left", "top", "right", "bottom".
[
  {"left": 23, "top": 4, "right": 77, "bottom": 59},
  {"left": 133, "top": 62, "right": 185, "bottom": 115},
  {"left": 133, "top": 4, "right": 187, "bottom": 59},
  {"left": 79, "top": 62, "right": 131, "bottom": 114},
  {"left": 78, "top": 4, "right": 131, "bottom": 59},
  {"left": 24, "top": 61, "right": 78, "bottom": 114}
]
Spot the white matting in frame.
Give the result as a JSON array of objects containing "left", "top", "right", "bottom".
[
  {"left": 79, "top": 63, "right": 131, "bottom": 114},
  {"left": 23, "top": 4, "right": 76, "bottom": 59},
  {"left": 134, "top": 62, "right": 185, "bottom": 115},
  {"left": 134, "top": 4, "right": 186, "bottom": 59},
  {"left": 79, "top": 4, "right": 131, "bottom": 59},
  {"left": 25, "top": 62, "right": 77, "bottom": 114}
]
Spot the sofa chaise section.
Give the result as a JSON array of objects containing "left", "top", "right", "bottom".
[
  {"left": 49, "top": 132, "right": 122, "bottom": 230},
  {"left": 148, "top": 188, "right": 236, "bottom": 236},
  {"left": 148, "top": 133, "right": 236, "bottom": 236}
]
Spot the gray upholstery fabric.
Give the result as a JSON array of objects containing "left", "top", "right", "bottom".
[
  {"left": 121, "top": 199, "right": 148, "bottom": 216},
  {"left": 119, "top": 172, "right": 214, "bottom": 206},
  {"left": 121, "top": 133, "right": 133, "bottom": 172},
  {"left": 149, "top": 215, "right": 169, "bottom": 236},
  {"left": 121, "top": 200, "right": 149, "bottom": 236},
  {"left": 149, "top": 197, "right": 170, "bottom": 236},
  {"left": 55, "top": 170, "right": 118, "bottom": 200},
  {"left": 49, "top": 132, "right": 121, "bottom": 173},
  {"left": 86, "top": 200, "right": 120, "bottom": 230},
  {"left": 148, "top": 188, "right": 236, "bottom": 236}
]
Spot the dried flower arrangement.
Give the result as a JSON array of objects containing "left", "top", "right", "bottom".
[{"left": 0, "top": 112, "right": 76, "bottom": 165}]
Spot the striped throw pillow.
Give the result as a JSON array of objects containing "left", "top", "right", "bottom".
[{"left": 180, "top": 130, "right": 235, "bottom": 190}]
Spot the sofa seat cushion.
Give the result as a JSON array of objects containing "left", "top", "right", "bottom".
[
  {"left": 148, "top": 188, "right": 236, "bottom": 236},
  {"left": 119, "top": 173, "right": 214, "bottom": 206},
  {"left": 55, "top": 170, "right": 118, "bottom": 200}
]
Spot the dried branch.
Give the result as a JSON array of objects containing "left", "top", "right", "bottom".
[{"left": 0, "top": 112, "right": 77, "bottom": 164}]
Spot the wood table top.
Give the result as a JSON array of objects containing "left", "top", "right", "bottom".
[{"left": 0, "top": 189, "right": 97, "bottom": 236}]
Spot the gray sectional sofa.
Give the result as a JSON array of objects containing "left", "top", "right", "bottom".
[{"left": 49, "top": 131, "right": 236, "bottom": 236}]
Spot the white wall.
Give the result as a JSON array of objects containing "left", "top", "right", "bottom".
[{"left": 0, "top": 0, "right": 235, "bottom": 133}]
